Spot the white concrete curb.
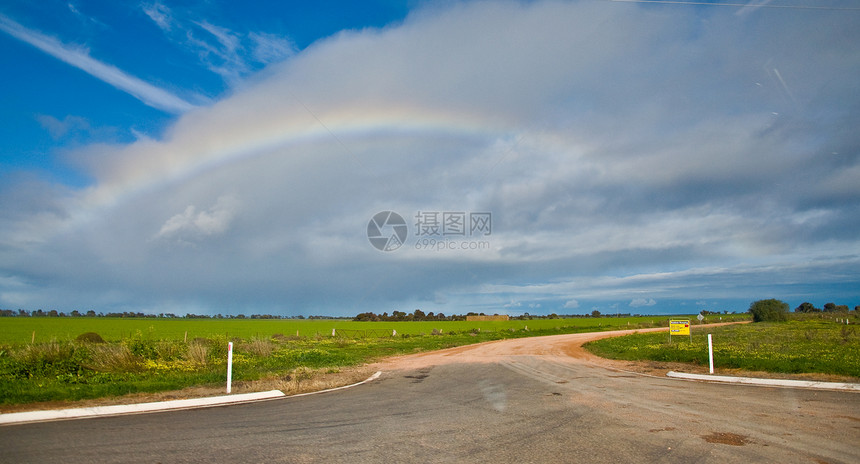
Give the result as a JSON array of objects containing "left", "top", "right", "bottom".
[
  {"left": 0, "top": 390, "right": 286, "bottom": 426},
  {"left": 667, "top": 371, "right": 860, "bottom": 392},
  {"left": 288, "top": 370, "right": 382, "bottom": 398}
]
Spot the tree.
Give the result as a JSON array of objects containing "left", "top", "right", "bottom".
[
  {"left": 354, "top": 312, "right": 379, "bottom": 322},
  {"left": 823, "top": 302, "right": 837, "bottom": 312},
  {"left": 591, "top": 310, "right": 601, "bottom": 318},
  {"left": 748, "top": 299, "right": 789, "bottom": 322},
  {"left": 794, "top": 302, "right": 819, "bottom": 313}
]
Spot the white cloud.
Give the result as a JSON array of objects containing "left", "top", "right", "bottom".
[
  {"left": 36, "top": 114, "right": 90, "bottom": 139},
  {"left": 142, "top": 2, "right": 173, "bottom": 32},
  {"left": 630, "top": 298, "right": 657, "bottom": 308},
  {"left": 0, "top": 14, "right": 196, "bottom": 114},
  {"left": 563, "top": 299, "right": 579, "bottom": 309},
  {"left": 155, "top": 195, "right": 239, "bottom": 242},
  {"left": 141, "top": 4, "right": 295, "bottom": 84},
  {"left": 249, "top": 31, "right": 297, "bottom": 64}
]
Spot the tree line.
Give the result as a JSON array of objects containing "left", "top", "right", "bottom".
[
  {"left": 748, "top": 299, "right": 858, "bottom": 322},
  {"left": 352, "top": 309, "right": 643, "bottom": 322},
  {"left": 793, "top": 302, "right": 858, "bottom": 313},
  {"left": 0, "top": 309, "right": 346, "bottom": 319}
]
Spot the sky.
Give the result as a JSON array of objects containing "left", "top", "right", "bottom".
[{"left": 1, "top": 0, "right": 858, "bottom": 317}]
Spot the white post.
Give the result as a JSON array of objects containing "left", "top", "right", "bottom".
[
  {"left": 226, "top": 342, "right": 233, "bottom": 393},
  {"left": 707, "top": 334, "right": 714, "bottom": 374}
]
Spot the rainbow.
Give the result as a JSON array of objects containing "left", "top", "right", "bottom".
[{"left": 71, "top": 100, "right": 507, "bottom": 227}]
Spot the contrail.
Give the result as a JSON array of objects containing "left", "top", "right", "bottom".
[{"left": 0, "top": 14, "right": 199, "bottom": 114}]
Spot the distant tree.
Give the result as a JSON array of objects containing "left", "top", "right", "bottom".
[
  {"left": 855, "top": 305, "right": 860, "bottom": 313},
  {"left": 835, "top": 305, "right": 849, "bottom": 313},
  {"left": 354, "top": 312, "right": 375, "bottom": 321},
  {"left": 748, "top": 299, "right": 789, "bottom": 322},
  {"left": 823, "top": 302, "right": 837, "bottom": 312},
  {"left": 591, "top": 310, "right": 601, "bottom": 318},
  {"left": 794, "top": 302, "right": 820, "bottom": 313}
]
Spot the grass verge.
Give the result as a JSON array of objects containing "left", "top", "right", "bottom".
[{"left": 583, "top": 317, "right": 860, "bottom": 378}]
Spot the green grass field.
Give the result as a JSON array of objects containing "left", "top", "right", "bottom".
[
  {"left": 584, "top": 315, "right": 860, "bottom": 378},
  {"left": 0, "top": 314, "right": 750, "bottom": 406},
  {"left": 0, "top": 314, "right": 748, "bottom": 344}
]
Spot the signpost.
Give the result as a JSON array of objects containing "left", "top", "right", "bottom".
[
  {"left": 669, "top": 319, "right": 691, "bottom": 343},
  {"left": 708, "top": 334, "right": 714, "bottom": 374},
  {"left": 226, "top": 342, "right": 233, "bottom": 394}
]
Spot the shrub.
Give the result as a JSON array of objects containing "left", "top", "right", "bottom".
[
  {"left": 242, "top": 339, "right": 274, "bottom": 357},
  {"left": 155, "top": 341, "right": 185, "bottom": 361},
  {"left": 186, "top": 342, "right": 209, "bottom": 366},
  {"left": 76, "top": 332, "right": 106, "bottom": 343},
  {"left": 125, "top": 338, "right": 158, "bottom": 360},
  {"left": 8, "top": 342, "right": 83, "bottom": 378},
  {"left": 748, "top": 299, "right": 789, "bottom": 322},
  {"left": 84, "top": 344, "right": 141, "bottom": 372},
  {"left": 11, "top": 341, "right": 76, "bottom": 364}
]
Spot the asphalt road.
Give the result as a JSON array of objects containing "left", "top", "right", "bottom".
[{"left": 2, "top": 354, "right": 858, "bottom": 463}]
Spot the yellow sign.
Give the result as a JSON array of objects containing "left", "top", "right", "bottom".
[{"left": 670, "top": 319, "right": 690, "bottom": 336}]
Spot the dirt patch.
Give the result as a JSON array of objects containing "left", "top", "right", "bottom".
[
  {"left": 649, "top": 427, "right": 676, "bottom": 433},
  {"left": 701, "top": 432, "right": 750, "bottom": 446}
]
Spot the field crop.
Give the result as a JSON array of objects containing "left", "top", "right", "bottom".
[
  {"left": 584, "top": 315, "right": 860, "bottom": 378},
  {"left": 0, "top": 314, "right": 748, "bottom": 344},
  {"left": 0, "top": 314, "right": 750, "bottom": 407}
]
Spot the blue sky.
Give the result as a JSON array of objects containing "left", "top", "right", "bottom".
[
  {"left": 1, "top": 0, "right": 858, "bottom": 317},
  {"left": 1, "top": 1, "right": 411, "bottom": 184}
]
